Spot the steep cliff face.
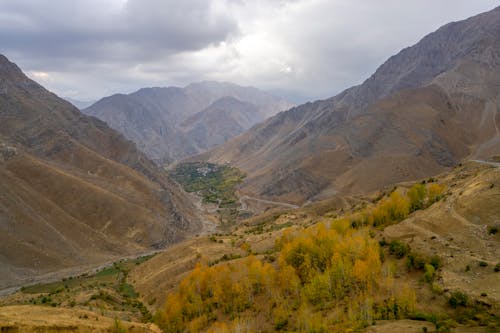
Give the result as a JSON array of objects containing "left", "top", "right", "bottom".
[
  {"left": 202, "top": 6, "right": 500, "bottom": 204},
  {"left": 0, "top": 54, "right": 201, "bottom": 289},
  {"left": 83, "top": 82, "right": 293, "bottom": 163}
]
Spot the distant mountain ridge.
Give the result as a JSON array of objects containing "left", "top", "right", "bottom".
[
  {"left": 200, "top": 6, "right": 500, "bottom": 204},
  {"left": 0, "top": 54, "right": 201, "bottom": 289},
  {"left": 63, "top": 97, "right": 95, "bottom": 110},
  {"left": 179, "top": 96, "right": 261, "bottom": 151},
  {"left": 83, "top": 81, "right": 293, "bottom": 163}
]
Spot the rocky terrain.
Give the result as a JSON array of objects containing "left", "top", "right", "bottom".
[
  {"left": 0, "top": 54, "right": 201, "bottom": 291},
  {"left": 83, "top": 81, "right": 293, "bottom": 163},
  {"left": 201, "top": 6, "right": 500, "bottom": 204}
]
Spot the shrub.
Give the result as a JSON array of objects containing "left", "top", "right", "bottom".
[
  {"left": 389, "top": 240, "right": 409, "bottom": 259},
  {"left": 494, "top": 263, "right": 500, "bottom": 272},
  {"left": 478, "top": 261, "right": 488, "bottom": 267},
  {"left": 407, "top": 184, "right": 426, "bottom": 212},
  {"left": 410, "top": 311, "right": 438, "bottom": 323},
  {"left": 436, "top": 319, "right": 454, "bottom": 333},
  {"left": 429, "top": 256, "right": 441, "bottom": 269},
  {"left": 431, "top": 283, "right": 443, "bottom": 295},
  {"left": 424, "top": 264, "right": 435, "bottom": 283},
  {"left": 111, "top": 318, "right": 128, "bottom": 333},
  {"left": 449, "top": 291, "right": 467, "bottom": 308},
  {"left": 407, "top": 253, "right": 426, "bottom": 270}
]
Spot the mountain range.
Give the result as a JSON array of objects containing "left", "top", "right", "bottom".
[
  {"left": 83, "top": 81, "right": 293, "bottom": 163},
  {"left": 0, "top": 5, "right": 499, "bottom": 333},
  {"left": 0, "top": 54, "right": 201, "bottom": 289},
  {"left": 198, "top": 6, "right": 500, "bottom": 204}
]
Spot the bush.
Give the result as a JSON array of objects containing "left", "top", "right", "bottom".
[
  {"left": 389, "top": 240, "right": 409, "bottom": 259},
  {"left": 494, "top": 263, "right": 500, "bottom": 272},
  {"left": 429, "top": 256, "right": 441, "bottom": 269},
  {"left": 410, "top": 312, "right": 438, "bottom": 323},
  {"left": 449, "top": 291, "right": 467, "bottom": 308},
  {"left": 431, "top": 283, "right": 443, "bottom": 295},
  {"left": 478, "top": 261, "right": 488, "bottom": 267},
  {"left": 408, "top": 184, "right": 426, "bottom": 212},
  {"left": 111, "top": 318, "right": 128, "bottom": 333},
  {"left": 436, "top": 320, "right": 453, "bottom": 333},
  {"left": 424, "top": 264, "right": 435, "bottom": 283},
  {"left": 407, "top": 253, "right": 426, "bottom": 270},
  {"left": 487, "top": 226, "right": 498, "bottom": 235}
]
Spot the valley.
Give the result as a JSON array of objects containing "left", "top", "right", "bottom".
[
  {"left": 168, "top": 162, "right": 301, "bottom": 227},
  {"left": 1, "top": 161, "right": 498, "bottom": 332},
  {"left": 1, "top": 3, "right": 500, "bottom": 333}
]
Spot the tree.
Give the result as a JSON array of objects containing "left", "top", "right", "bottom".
[{"left": 407, "top": 184, "right": 427, "bottom": 211}]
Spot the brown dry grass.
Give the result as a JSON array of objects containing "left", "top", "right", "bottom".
[
  {"left": 0, "top": 147, "right": 198, "bottom": 290},
  {"left": 384, "top": 162, "right": 500, "bottom": 312},
  {"left": 0, "top": 305, "right": 160, "bottom": 332}
]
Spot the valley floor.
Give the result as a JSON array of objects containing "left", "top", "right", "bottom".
[{"left": 1, "top": 161, "right": 499, "bottom": 332}]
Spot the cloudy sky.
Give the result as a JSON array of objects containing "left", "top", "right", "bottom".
[{"left": 0, "top": 0, "right": 498, "bottom": 102}]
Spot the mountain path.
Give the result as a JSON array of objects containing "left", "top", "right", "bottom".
[
  {"left": 470, "top": 159, "right": 500, "bottom": 167},
  {"left": 239, "top": 195, "right": 299, "bottom": 210}
]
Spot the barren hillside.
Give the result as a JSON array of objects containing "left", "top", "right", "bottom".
[{"left": 0, "top": 54, "right": 201, "bottom": 290}]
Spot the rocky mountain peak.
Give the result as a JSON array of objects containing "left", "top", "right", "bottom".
[{"left": 334, "top": 6, "right": 500, "bottom": 118}]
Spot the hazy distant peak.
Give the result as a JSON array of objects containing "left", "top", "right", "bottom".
[
  {"left": 210, "top": 95, "right": 253, "bottom": 106},
  {"left": 63, "top": 97, "right": 96, "bottom": 110},
  {"left": 84, "top": 81, "right": 293, "bottom": 163}
]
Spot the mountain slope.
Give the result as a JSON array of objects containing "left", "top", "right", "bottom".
[
  {"left": 179, "top": 97, "right": 261, "bottom": 151},
  {"left": 83, "top": 82, "right": 293, "bottom": 163},
  {"left": 201, "top": 6, "right": 500, "bottom": 204},
  {"left": 0, "top": 54, "right": 201, "bottom": 290},
  {"left": 128, "top": 161, "right": 499, "bottom": 332}
]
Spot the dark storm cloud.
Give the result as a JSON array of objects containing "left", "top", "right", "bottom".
[
  {"left": 0, "top": 0, "right": 498, "bottom": 101},
  {"left": 0, "top": 0, "right": 238, "bottom": 68}
]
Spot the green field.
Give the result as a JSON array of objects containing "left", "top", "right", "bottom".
[
  {"left": 169, "top": 162, "right": 246, "bottom": 225},
  {"left": 19, "top": 255, "right": 154, "bottom": 322},
  {"left": 169, "top": 162, "right": 245, "bottom": 207}
]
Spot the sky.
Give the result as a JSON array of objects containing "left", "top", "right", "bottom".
[{"left": 0, "top": 0, "right": 498, "bottom": 102}]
